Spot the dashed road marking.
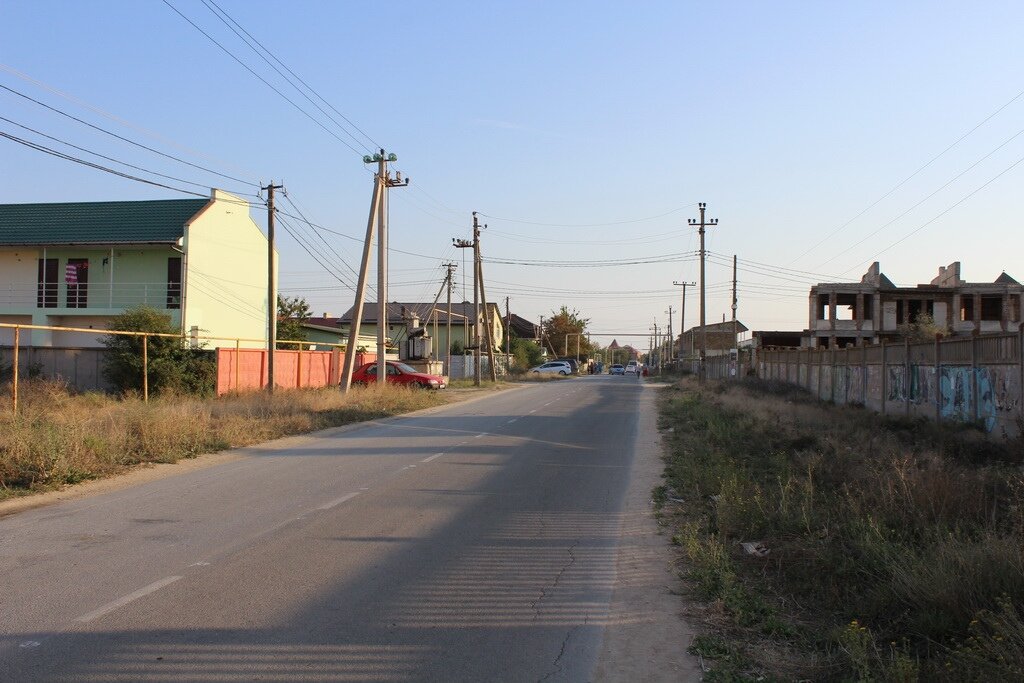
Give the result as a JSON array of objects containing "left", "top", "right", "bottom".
[
  {"left": 421, "top": 452, "right": 445, "bottom": 463},
  {"left": 19, "top": 641, "right": 41, "bottom": 649},
  {"left": 317, "top": 491, "right": 361, "bottom": 511},
  {"left": 474, "top": 433, "right": 485, "bottom": 439},
  {"left": 76, "top": 576, "right": 183, "bottom": 623},
  {"left": 506, "top": 418, "right": 518, "bottom": 424}
]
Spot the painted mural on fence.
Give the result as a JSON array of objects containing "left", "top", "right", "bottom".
[{"left": 887, "top": 366, "right": 906, "bottom": 402}]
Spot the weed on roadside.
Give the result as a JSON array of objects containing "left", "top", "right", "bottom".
[{"left": 658, "top": 377, "right": 1024, "bottom": 681}]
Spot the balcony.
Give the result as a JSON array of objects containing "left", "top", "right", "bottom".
[{"left": 0, "top": 282, "right": 181, "bottom": 314}]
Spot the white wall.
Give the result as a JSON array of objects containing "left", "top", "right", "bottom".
[{"left": 0, "top": 249, "right": 39, "bottom": 308}]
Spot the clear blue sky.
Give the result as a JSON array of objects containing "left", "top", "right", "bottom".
[{"left": 3, "top": 1, "right": 1023, "bottom": 351}]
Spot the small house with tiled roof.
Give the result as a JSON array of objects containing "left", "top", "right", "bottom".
[
  {"left": 337, "top": 301, "right": 503, "bottom": 355},
  {"left": 0, "top": 189, "right": 273, "bottom": 347}
]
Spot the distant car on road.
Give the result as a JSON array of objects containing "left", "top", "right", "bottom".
[
  {"left": 609, "top": 364, "right": 625, "bottom": 375},
  {"left": 624, "top": 361, "right": 640, "bottom": 375},
  {"left": 530, "top": 361, "right": 572, "bottom": 376},
  {"left": 352, "top": 361, "right": 447, "bottom": 389}
]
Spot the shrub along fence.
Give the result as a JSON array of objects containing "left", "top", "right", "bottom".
[
  {"left": 757, "top": 330, "right": 1024, "bottom": 438},
  {"left": 0, "top": 322, "right": 367, "bottom": 412}
]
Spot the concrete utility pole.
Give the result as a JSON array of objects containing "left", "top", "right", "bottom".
[
  {"left": 476, "top": 220, "right": 498, "bottom": 382},
  {"left": 377, "top": 162, "right": 409, "bottom": 384},
  {"left": 665, "top": 306, "right": 674, "bottom": 366},
  {"left": 262, "top": 181, "right": 283, "bottom": 393},
  {"left": 341, "top": 151, "right": 407, "bottom": 392},
  {"left": 444, "top": 262, "right": 456, "bottom": 377},
  {"left": 673, "top": 281, "right": 694, "bottom": 361},
  {"left": 454, "top": 214, "right": 494, "bottom": 385},
  {"left": 688, "top": 203, "right": 718, "bottom": 384},
  {"left": 505, "top": 296, "right": 511, "bottom": 371},
  {"left": 732, "top": 254, "right": 738, "bottom": 347}
]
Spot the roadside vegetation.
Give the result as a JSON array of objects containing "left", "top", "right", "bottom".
[
  {"left": 657, "top": 376, "right": 1024, "bottom": 681},
  {"left": 0, "top": 379, "right": 445, "bottom": 500}
]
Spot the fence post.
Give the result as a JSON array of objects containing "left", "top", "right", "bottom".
[
  {"left": 881, "top": 340, "right": 887, "bottom": 416},
  {"left": 935, "top": 334, "right": 942, "bottom": 424},
  {"left": 905, "top": 337, "right": 911, "bottom": 417},
  {"left": 234, "top": 339, "right": 240, "bottom": 392},
  {"left": 1019, "top": 325, "right": 1023, "bottom": 425},
  {"left": 830, "top": 346, "right": 836, "bottom": 403},
  {"left": 142, "top": 334, "right": 149, "bottom": 403},
  {"left": 817, "top": 347, "right": 823, "bottom": 400},
  {"left": 862, "top": 343, "right": 868, "bottom": 405},
  {"left": 971, "top": 335, "right": 979, "bottom": 422},
  {"left": 297, "top": 342, "right": 304, "bottom": 389},
  {"left": 11, "top": 325, "right": 19, "bottom": 414}
]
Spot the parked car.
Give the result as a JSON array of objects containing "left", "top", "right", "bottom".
[
  {"left": 556, "top": 358, "right": 580, "bottom": 374},
  {"left": 624, "top": 360, "right": 641, "bottom": 375},
  {"left": 530, "top": 361, "right": 572, "bottom": 375},
  {"left": 609, "top": 364, "right": 625, "bottom": 375},
  {"left": 351, "top": 361, "right": 447, "bottom": 389}
]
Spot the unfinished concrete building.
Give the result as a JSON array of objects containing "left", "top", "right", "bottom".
[{"left": 809, "top": 261, "right": 1023, "bottom": 348}]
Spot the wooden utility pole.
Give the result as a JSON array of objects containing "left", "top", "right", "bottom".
[
  {"left": 665, "top": 306, "right": 674, "bottom": 366},
  {"left": 263, "top": 181, "right": 283, "bottom": 393},
  {"left": 505, "top": 296, "right": 511, "bottom": 371},
  {"left": 732, "top": 254, "right": 738, "bottom": 348},
  {"left": 688, "top": 203, "right": 718, "bottom": 383}
]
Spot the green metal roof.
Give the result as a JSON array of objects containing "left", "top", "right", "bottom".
[{"left": 0, "top": 198, "right": 210, "bottom": 246}]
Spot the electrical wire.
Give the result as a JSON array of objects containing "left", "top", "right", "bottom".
[
  {"left": 477, "top": 204, "right": 698, "bottom": 228},
  {"left": 0, "top": 83, "right": 257, "bottom": 188}
]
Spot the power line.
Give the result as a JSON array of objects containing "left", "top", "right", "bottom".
[
  {"left": 477, "top": 204, "right": 698, "bottom": 228},
  {"left": 790, "top": 84, "right": 1024, "bottom": 265},
  {"left": 0, "top": 83, "right": 256, "bottom": 187},
  {"left": 160, "top": 0, "right": 365, "bottom": 158},
  {"left": 0, "top": 115, "right": 256, "bottom": 197}
]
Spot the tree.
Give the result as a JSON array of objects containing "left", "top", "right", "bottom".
[
  {"left": 101, "top": 306, "right": 215, "bottom": 395},
  {"left": 898, "top": 312, "right": 948, "bottom": 342},
  {"left": 541, "top": 306, "right": 594, "bottom": 358},
  {"left": 509, "top": 334, "right": 545, "bottom": 372},
  {"left": 277, "top": 295, "right": 311, "bottom": 349}
]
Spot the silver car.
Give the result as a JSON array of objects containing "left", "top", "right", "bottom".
[{"left": 530, "top": 361, "right": 572, "bottom": 375}]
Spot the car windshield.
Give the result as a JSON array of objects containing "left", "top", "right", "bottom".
[{"left": 393, "top": 363, "right": 419, "bottom": 374}]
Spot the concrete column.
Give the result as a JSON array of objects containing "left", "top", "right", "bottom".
[
  {"left": 973, "top": 294, "right": 982, "bottom": 330},
  {"left": 856, "top": 293, "right": 865, "bottom": 330},
  {"left": 829, "top": 292, "right": 837, "bottom": 332}
]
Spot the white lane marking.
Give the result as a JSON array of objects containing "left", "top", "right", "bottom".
[
  {"left": 359, "top": 487, "right": 370, "bottom": 491},
  {"left": 318, "top": 491, "right": 361, "bottom": 511},
  {"left": 529, "top": 409, "right": 537, "bottom": 414},
  {"left": 421, "top": 452, "right": 445, "bottom": 463},
  {"left": 19, "top": 641, "right": 41, "bottom": 649},
  {"left": 188, "top": 561, "right": 210, "bottom": 567},
  {"left": 506, "top": 418, "right": 518, "bottom": 424},
  {"left": 474, "top": 433, "right": 485, "bottom": 439},
  {"left": 76, "top": 576, "right": 183, "bottom": 623}
]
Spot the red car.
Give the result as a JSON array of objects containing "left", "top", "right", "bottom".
[{"left": 351, "top": 361, "right": 447, "bottom": 389}]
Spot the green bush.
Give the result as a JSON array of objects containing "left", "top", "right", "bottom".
[{"left": 101, "top": 306, "right": 215, "bottom": 395}]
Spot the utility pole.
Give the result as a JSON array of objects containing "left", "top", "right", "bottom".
[
  {"left": 673, "top": 281, "right": 694, "bottom": 362},
  {"left": 505, "top": 296, "right": 511, "bottom": 372},
  {"left": 262, "top": 181, "right": 283, "bottom": 393},
  {"left": 476, "top": 220, "right": 498, "bottom": 382},
  {"left": 732, "top": 254, "right": 738, "bottom": 349},
  {"left": 454, "top": 214, "right": 483, "bottom": 385},
  {"left": 377, "top": 161, "right": 409, "bottom": 384},
  {"left": 665, "top": 306, "right": 674, "bottom": 367},
  {"left": 444, "top": 262, "right": 456, "bottom": 378},
  {"left": 340, "top": 151, "right": 407, "bottom": 392},
  {"left": 688, "top": 203, "right": 718, "bottom": 384}
]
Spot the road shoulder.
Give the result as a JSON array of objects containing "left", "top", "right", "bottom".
[{"left": 592, "top": 383, "right": 702, "bottom": 681}]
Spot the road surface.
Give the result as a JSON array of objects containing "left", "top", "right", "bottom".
[{"left": 0, "top": 376, "right": 698, "bottom": 681}]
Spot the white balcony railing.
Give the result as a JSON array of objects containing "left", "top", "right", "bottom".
[{"left": 0, "top": 282, "right": 181, "bottom": 310}]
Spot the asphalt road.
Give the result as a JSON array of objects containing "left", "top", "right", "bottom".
[{"left": 0, "top": 375, "right": 697, "bottom": 682}]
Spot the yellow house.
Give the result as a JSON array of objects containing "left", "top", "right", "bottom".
[{"left": 0, "top": 189, "right": 274, "bottom": 348}]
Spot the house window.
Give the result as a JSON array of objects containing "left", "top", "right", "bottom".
[
  {"left": 961, "top": 296, "right": 974, "bottom": 322},
  {"left": 65, "top": 258, "right": 89, "bottom": 308},
  {"left": 167, "top": 257, "right": 182, "bottom": 309},
  {"left": 37, "top": 258, "right": 58, "bottom": 308}
]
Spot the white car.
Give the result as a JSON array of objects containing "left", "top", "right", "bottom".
[
  {"left": 530, "top": 361, "right": 572, "bottom": 375},
  {"left": 624, "top": 361, "right": 640, "bottom": 375}
]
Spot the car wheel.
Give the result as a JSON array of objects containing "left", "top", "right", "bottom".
[
  {"left": 558, "top": 370, "right": 567, "bottom": 375},
  {"left": 533, "top": 370, "right": 540, "bottom": 374}
]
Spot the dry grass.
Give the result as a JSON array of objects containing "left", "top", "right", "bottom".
[
  {"left": 659, "top": 376, "right": 1024, "bottom": 682},
  {"left": 0, "top": 379, "right": 445, "bottom": 498}
]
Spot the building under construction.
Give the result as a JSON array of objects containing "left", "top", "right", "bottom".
[{"left": 809, "top": 261, "right": 1023, "bottom": 348}]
